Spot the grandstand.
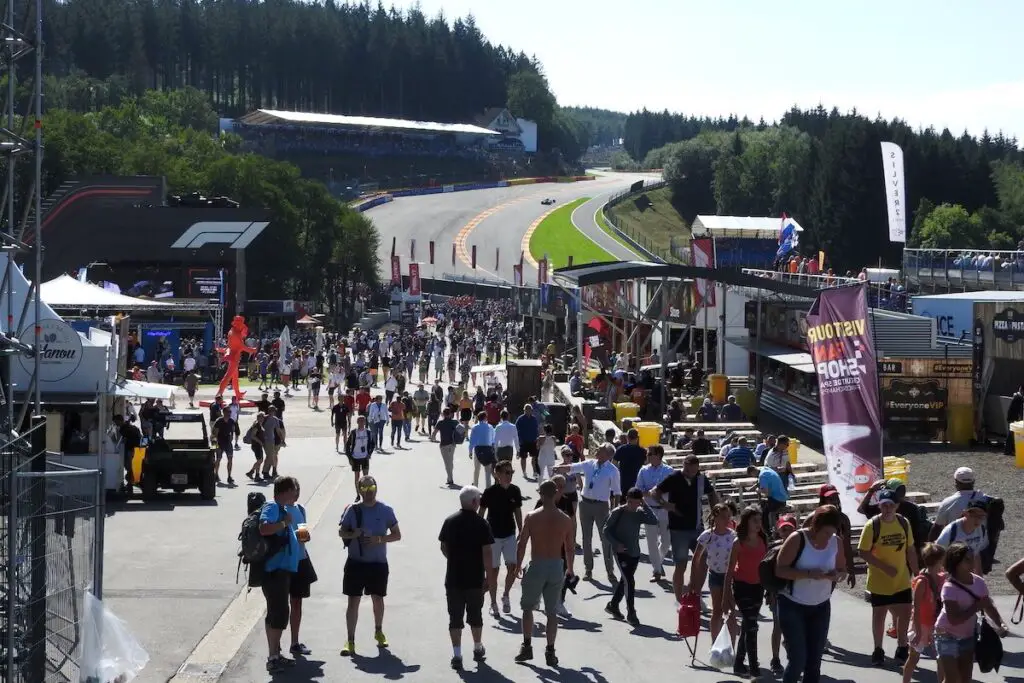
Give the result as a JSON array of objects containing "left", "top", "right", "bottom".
[{"left": 230, "top": 109, "right": 552, "bottom": 195}]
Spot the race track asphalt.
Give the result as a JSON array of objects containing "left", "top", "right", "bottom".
[{"left": 366, "top": 172, "right": 660, "bottom": 285}]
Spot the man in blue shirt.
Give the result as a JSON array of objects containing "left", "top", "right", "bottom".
[
  {"left": 468, "top": 412, "right": 497, "bottom": 488},
  {"left": 745, "top": 465, "right": 789, "bottom": 535},
  {"left": 515, "top": 403, "right": 540, "bottom": 479},
  {"left": 338, "top": 475, "right": 402, "bottom": 657},
  {"left": 259, "top": 476, "right": 302, "bottom": 672},
  {"left": 723, "top": 437, "right": 756, "bottom": 469},
  {"left": 720, "top": 395, "right": 745, "bottom": 422},
  {"left": 613, "top": 429, "right": 647, "bottom": 493}
]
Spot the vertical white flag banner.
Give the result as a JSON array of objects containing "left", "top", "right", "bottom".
[{"left": 881, "top": 141, "right": 906, "bottom": 243}]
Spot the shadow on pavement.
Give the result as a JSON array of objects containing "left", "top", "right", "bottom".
[
  {"left": 106, "top": 496, "right": 218, "bottom": 515},
  {"left": 630, "top": 623, "right": 676, "bottom": 640},
  {"left": 457, "top": 660, "right": 517, "bottom": 682},
  {"left": 351, "top": 649, "right": 421, "bottom": 679},
  {"left": 518, "top": 661, "right": 611, "bottom": 683}
]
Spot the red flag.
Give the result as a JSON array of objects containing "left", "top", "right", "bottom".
[
  {"left": 429, "top": 240, "right": 435, "bottom": 265},
  {"left": 567, "top": 255, "right": 574, "bottom": 268},
  {"left": 495, "top": 247, "right": 500, "bottom": 271},
  {"left": 408, "top": 262, "right": 421, "bottom": 295},
  {"left": 410, "top": 239, "right": 416, "bottom": 261},
  {"left": 471, "top": 246, "right": 477, "bottom": 269},
  {"left": 452, "top": 243, "right": 456, "bottom": 267}
]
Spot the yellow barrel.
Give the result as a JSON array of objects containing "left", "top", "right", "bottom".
[
  {"left": 614, "top": 402, "right": 640, "bottom": 425},
  {"left": 1013, "top": 422, "right": 1024, "bottom": 469},
  {"left": 709, "top": 374, "right": 728, "bottom": 404},
  {"left": 946, "top": 405, "right": 973, "bottom": 446},
  {"left": 636, "top": 422, "right": 663, "bottom": 448},
  {"left": 884, "top": 456, "right": 910, "bottom": 484},
  {"left": 788, "top": 438, "right": 800, "bottom": 464},
  {"left": 587, "top": 368, "right": 600, "bottom": 381},
  {"left": 132, "top": 447, "right": 146, "bottom": 483}
]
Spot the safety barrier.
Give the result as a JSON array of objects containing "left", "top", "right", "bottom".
[
  {"left": 390, "top": 180, "right": 511, "bottom": 198},
  {"left": 352, "top": 194, "right": 394, "bottom": 212},
  {"left": 508, "top": 177, "right": 540, "bottom": 186}
]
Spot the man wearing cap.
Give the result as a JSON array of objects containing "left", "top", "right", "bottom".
[
  {"left": 858, "top": 478, "right": 925, "bottom": 562},
  {"left": 935, "top": 498, "right": 989, "bottom": 575},
  {"left": 929, "top": 467, "right": 981, "bottom": 541},
  {"left": 720, "top": 395, "right": 744, "bottom": 422},
  {"left": 857, "top": 488, "right": 918, "bottom": 667},
  {"left": 744, "top": 465, "right": 789, "bottom": 537}
]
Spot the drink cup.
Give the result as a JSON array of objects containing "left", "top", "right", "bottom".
[{"left": 296, "top": 523, "right": 310, "bottom": 543}]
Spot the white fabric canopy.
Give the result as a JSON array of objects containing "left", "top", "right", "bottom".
[
  {"left": 40, "top": 275, "right": 174, "bottom": 310},
  {"left": 110, "top": 378, "right": 175, "bottom": 400}
]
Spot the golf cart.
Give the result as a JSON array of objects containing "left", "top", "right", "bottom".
[
  {"left": 541, "top": 198, "right": 556, "bottom": 205},
  {"left": 139, "top": 412, "right": 217, "bottom": 501}
]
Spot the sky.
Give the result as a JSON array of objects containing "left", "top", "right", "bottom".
[{"left": 388, "top": 0, "right": 1024, "bottom": 141}]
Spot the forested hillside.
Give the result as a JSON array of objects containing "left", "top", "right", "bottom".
[
  {"left": 624, "top": 107, "right": 1024, "bottom": 270},
  {"left": 44, "top": 0, "right": 533, "bottom": 122},
  {"left": 562, "top": 107, "right": 627, "bottom": 147}
]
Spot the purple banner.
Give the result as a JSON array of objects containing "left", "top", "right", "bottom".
[{"left": 806, "top": 285, "right": 883, "bottom": 524}]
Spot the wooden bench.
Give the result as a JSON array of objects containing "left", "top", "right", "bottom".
[{"left": 674, "top": 422, "right": 757, "bottom": 431}]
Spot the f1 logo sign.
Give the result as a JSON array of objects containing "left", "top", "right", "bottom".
[{"left": 170, "top": 221, "right": 270, "bottom": 249}]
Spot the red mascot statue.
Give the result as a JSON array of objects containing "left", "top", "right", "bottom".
[{"left": 217, "top": 315, "right": 257, "bottom": 399}]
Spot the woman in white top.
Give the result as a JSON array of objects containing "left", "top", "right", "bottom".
[
  {"left": 774, "top": 505, "right": 847, "bottom": 683},
  {"left": 688, "top": 504, "right": 738, "bottom": 642},
  {"left": 536, "top": 423, "right": 558, "bottom": 481}
]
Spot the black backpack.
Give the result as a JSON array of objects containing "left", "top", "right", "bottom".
[
  {"left": 759, "top": 532, "right": 806, "bottom": 593},
  {"left": 340, "top": 503, "right": 363, "bottom": 548}
]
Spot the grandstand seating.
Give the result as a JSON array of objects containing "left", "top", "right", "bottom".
[
  {"left": 740, "top": 268, "right": 911, "bottom": 312},
  {"left": 905, "top": 247, "right": 1024, "bottom": 292}
]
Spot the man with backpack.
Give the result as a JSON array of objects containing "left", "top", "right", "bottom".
[
  {"left": 935, "top": 498, "right": 990, "bottom": 575},
  {"left": 248, "top": 477, "right": 302, "bottom": 673},
  {"left": 432, "top": 407, "right": 465, "bottom": 488},
  {"left": 856, "top": 488, "right": 919, "bottom": 668},
  {"left": 345, "top": 416, "right": 375, "bottom": 502},
  {"left": 858, "top": 479, "right": 927, "bottom": 564},
  {"left": 928, "top": 467, "right": 1004, "bottom": 574}
]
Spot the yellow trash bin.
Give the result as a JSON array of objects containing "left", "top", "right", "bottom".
[
  {"left": 636, "top": 422, "right": 663, "bottom": 448},
  {"left": 132, "top": 446, "right": 147, "bottom": 483},
  {"left": 1012, "top": 421, "right": 1024, "bottom": 469},
  {"left": 884, "top": 457, "right": 910, "bottom": 485},
  {"left": 614, "top": 402, "right": 640, "bottom": 426},
  {"left": 709, "top": 374, "right": 728, "bottom": 404},
  {"left": 787, "top": 438, "right": 800, "bottom": 464}
]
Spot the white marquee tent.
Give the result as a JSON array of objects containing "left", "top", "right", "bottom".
[{"left": 40, "top": 275, "right": 176, "bottom": 311}]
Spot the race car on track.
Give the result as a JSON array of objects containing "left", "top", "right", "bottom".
[{"left": 541, "top": 198, "right": 556, "bottom": 205}]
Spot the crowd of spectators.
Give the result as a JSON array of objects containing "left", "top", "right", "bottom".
[{"left": 906, "top": 247, "right": 1024, "bottom": 274}]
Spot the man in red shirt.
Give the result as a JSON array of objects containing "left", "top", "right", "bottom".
[
  {"left": 355, "top": 387, "right": 372, "bottom": 417},
  {"left": 484, "top": 396, "right": 502, "bottom": 426}
]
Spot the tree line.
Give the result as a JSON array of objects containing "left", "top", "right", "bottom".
[
  {"left": 623, "top": 106, "right": 1023, "bottom": 271},
  {"left": 35, "top": 87, "right": 380, "bottom": 315}
]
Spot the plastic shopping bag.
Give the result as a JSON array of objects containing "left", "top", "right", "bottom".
[
  {"left": 79, "top": 590, "right": 149, "bottom": 683},
  {"left": 707, "top": 623, "right": 735, "bottom": 669}
]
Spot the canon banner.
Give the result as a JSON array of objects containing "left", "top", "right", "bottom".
[
  {"left": 881, "top": 141, "right": 907, "bottom": 243},
  {"left": 408, "top": 262, "right": 421, "bottom": 296},
  {"left": 806, "top": 285, "right": 883, "bottom": 524},
  {"left": 390, "top": 255, "right": 401, "bottom": 285}
]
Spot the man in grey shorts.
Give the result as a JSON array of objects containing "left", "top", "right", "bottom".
[{"left": 514, "top": 480, "right": 574, "bottom": 667}]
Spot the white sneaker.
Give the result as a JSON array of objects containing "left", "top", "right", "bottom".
[
  {"left": 490, "top": 602, "right": 500, "bottom": 617},
  {"left": 557, "top": 603, "right": 573, "bottom": 619}
]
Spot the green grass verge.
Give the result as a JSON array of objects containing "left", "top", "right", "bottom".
[
  {"left": 530, "top": 198, "right": 614, "bottom": 269},
  {"left": 607, "top": 185, "right": 689, "bottom": 253},
  {"left": 594, "top": 205, "right": 645, "bottom": 258}
]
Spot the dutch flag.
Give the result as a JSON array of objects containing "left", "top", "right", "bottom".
[{"left": 777, "top": 212, "right": 799, "bottom": 259}]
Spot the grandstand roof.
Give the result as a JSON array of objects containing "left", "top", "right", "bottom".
[
  {"left": 238, "top": 109, "right": 500, "bottom": 136},
  {"left": 692, "top": 215, "right": 804, "bottom": 238}
]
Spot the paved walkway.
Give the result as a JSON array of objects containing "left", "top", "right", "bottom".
[{"left": 105, "top": 382, "right": 1024, "bottom": 683}]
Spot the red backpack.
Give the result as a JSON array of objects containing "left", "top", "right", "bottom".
[{"left": 678, "top": 592, "right": 701, "bottom": 663}]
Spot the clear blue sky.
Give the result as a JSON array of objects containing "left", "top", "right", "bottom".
[{"left": 390, "top": 0, "right": 1024, "bottom": 140}]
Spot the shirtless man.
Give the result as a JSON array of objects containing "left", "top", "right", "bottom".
[{"left": 514, "top": 480, "right": 574, "bottom": 667}]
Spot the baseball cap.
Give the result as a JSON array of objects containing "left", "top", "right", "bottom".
[
  {"left": 885, "top": 478, "right": 906, "bottom": 491},
  {"left": 954, "top": 467, "right": 975, "bottom": 484},
  {"left": 776, "top": 514, "right": 798, "bottom": 531},
  {"left": 966, "top": 498, "right": 989, "bottom": 512},
  {"left": 876, "top": 489, "right": 898, "bottom": 504},
  {"left": 626, "top": 487, "right": 644, "bottom": 500},
  {"left": 818, "top": 484, "right": 839, "bottom": 499}
]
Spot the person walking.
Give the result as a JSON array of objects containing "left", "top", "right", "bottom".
[
  {"left": 514, "top": 480, "right": 574, "bottom": 667},
  {"left": 388, "top": 393, "right": 406, "bottom": 449},
  {"left": 479, "top": 462, "right": 524, "bottom": 616},
  {"left": 515, "top": 404, "right": 540, "bottom": 479},
  {"left": 439, "top": 486, "right": 493, "bottom": 670},
  {"left": 258, "top": 476, "right": 302, "bottom": 672},
  {"left": 243, "top": 413, "right": 266, "bottom": 482},
  {"left": 935, "top": 499, "right": 990, "bottom": 575},
  {"left": 689, "top": 503, "right": 738, "bottom": 642},
  {"left": 367, "top": 396, "right": 388, "bottom": 451},
  {"left": 431, "top": 407, "right": 462, "bottom": 487},
  {"left": 775, "top": 506, "right": 847, "bottom": 683},
  {"left": 331, "top": 392, "right": 350, "bottom": 453},
  {"left": 635, "top": 444, "right": 675, "bottom": 582},
  {"left": 652, "top": 454, "right": 719, "bottom": 602},
  {"left": 337, "top": 475, "right": 401, "bottom": 657},
  {"left": 344, "top": 416, "right": 375, "bottom": 502},
  {"left": 612, "top": 428, "right": 647, "bottom": 493},
  {"left": 602, "top": 487, "right": 658, "bottom": 626},
  {"left": 857, "top": 488, "right": 919, "bottom": 667},
  {"left": 555, "top": 443, "right": 621, "bottom": 584},
  {"left": 494, "top": 410, "right": 519, "bottom": 465},
  {"left": 286, "top": 484, "right": 318, "bottom": 658},
  {"left": 468, "top": 411, "right": 497, "bottom": 489},
  {"left": 724, "top": 505, "right": 768, "bottom": 677}
]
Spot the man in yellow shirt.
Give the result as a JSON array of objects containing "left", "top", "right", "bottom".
[{"left": 856, "top": 489, "right": 918, "bottom": 668}]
